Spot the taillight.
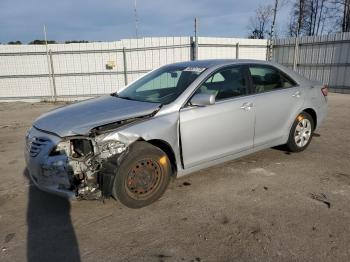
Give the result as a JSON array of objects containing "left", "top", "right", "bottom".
[{"left": 321, "top": 85, "right": 328, "bottom": 97}]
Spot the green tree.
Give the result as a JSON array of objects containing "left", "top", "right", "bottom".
[
  {"left": 7, "top": 41, "right": 22, "bottom": 45},
  {"left": 248, "top": 4, "right": 274, "bottom": 39},
  {"left": 65, "top": 40, "right": 89, "bottom": 44},
  {"left": 29, "top": 40, "right": 57, "bottom": 45}
]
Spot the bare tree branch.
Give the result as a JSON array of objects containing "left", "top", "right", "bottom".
[
  {"left": 248, "top": 4, "right": 274, "bottom": 39},
  {"left": 288, "top": 0, "right": 339, "bottom": 36}
]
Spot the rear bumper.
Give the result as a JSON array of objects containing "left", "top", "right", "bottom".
[{"left": 315, "top": 98, "right": 328, "bottom": 131}]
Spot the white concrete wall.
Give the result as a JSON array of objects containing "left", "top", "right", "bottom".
[
  {"left": 198, "top": 37, "right": 267, "bottom": 60},
  {"left": 0, "top": 37, "right": 268, "bottom": 99}
]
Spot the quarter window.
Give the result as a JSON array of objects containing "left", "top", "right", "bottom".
[
  {"left": 196, "top": 66, "right": 248, "bottom": 101},
  {"left": 249, "top": 66, "right": 296, "bottom": 93}
]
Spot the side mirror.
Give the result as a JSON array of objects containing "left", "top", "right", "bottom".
[{"left": 190, "top": 93, "right": 216, "bottom": 106}]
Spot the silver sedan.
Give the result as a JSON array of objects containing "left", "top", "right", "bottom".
[{"left": 25, "top": 59, "right": 328, "bottom": 208}]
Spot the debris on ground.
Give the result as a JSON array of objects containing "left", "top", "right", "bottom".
[
  {"left": 198, "top": 234, "right": 208, "bottom": 240},
  {"left": 309, "top": 193, "right": 331, "bottom": 208},
  {"left": 155, "top": 253, "right": 172, "bottom": 261},
  {"left": 77, "top": 189, "right": 102, "bottom": 201},
  {"left": 222, "top": 215, "right": 229, "bottom": 224},
  {"left": 179, "top": 181, "right": 191, "bottom": 187},
  {"left": 250, "top": 227, "right": 261, "bottom": 235},
  {"left": 4, "top": 233, "right": 15, "bottom": 244}
]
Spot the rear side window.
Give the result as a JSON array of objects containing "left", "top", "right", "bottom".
[
  {"left": 249, "top": 66, "right": 296, "bottom": 94},
  {"left": 196, "top": 66, "right": 248, "bottom": 101}
]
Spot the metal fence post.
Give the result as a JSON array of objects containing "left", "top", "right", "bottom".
[
  {"left": 190, "top": 37, "right": 195, "bottom": 61},
  {"left": 265, "top": 40, "right": 270, "bottom": 61},
  {"left": 194, "top": 17, "right": 199, "bottom": 60},
  {"left": 236, "top": 43, "right": 239, "bottom": 59},
  {"left": 293, "top": 37, "right": 299, "bottom": 71},
  {"left": 122, "top": 47, "right": 128, "bottom": 86},
  {"left": 43, "top": 25, "right": 53, "bottom": 100},
  {"left": 269, "top": 40, "right": 274, "bottom": 61},
  {"left": 48, "top": 49, "right": 57, "bottom": 102}
]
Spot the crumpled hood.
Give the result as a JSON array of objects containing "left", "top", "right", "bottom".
[{"left": 33, "top": 95, "right": 161, "bottom": 137}]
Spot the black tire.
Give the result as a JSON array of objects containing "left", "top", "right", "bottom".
[
  {"left": 112, "top": 141, "right": 172, "bottom": 208},
  {"left": 286, "top": 111, "right": 314, "bottom": 152}
]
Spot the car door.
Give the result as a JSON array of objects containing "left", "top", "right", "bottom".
[
  {"left": 247, "top": 65, "right": 304, "bottom": 147},
  {"left": 179, "top": 65, "right": 255, "bottom": 168}
]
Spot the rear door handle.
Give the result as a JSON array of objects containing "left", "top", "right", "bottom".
[
  {"left": 292, "top": 91, "right": 301, "bottom": 98},
  {"left": 240, "top": 102, "right": 253, "bottom": 111}
]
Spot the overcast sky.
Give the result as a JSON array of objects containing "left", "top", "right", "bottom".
[{"left": 0, "top": 0, "right": 291, "bottom": 43}]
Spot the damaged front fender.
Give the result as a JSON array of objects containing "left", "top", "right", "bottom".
[
  {"left": 50, "top": 129, "right": 143, "bottom": 199},
  {"left": 26, "top": 107, "right": 180, "bottom": 201}
]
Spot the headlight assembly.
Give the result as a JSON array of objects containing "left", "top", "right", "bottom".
[
  {"left": 50, "top": 139, "right": 94, "bottom": 159},
  {"left": 50, "top": 141, "right": 71, "bottom": 156}
]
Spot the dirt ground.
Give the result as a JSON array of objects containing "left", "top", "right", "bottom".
[{"left": 0, "top": 93, "right": 349, "bottom": 262}]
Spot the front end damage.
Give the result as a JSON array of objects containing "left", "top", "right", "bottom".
[
  {"left": 51, "top": 134, "right": 131, "bottom": 199},
  {"left": 25, "top": 124, "right": 141, "bottom": 200}
]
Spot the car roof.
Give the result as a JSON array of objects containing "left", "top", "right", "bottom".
[
  {"left": 169, "top": 59, "right": 272, "bottom": 68},
  {"left": 167, "top": 59, "right": 309, "bottom": 85}
]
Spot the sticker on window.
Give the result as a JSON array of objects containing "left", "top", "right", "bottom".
[{"left": 183, "top": 67, "right": 206, "bottom": 73}]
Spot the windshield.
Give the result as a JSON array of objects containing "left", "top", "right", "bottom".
[{"left": 117, "top": 65, "right": 206, "bottom": 104}]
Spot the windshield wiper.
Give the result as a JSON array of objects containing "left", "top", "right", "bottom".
[
  {"left": 111, "top": 92, "right": 162, "bottom": 104},
  {"left": 110, "top": 93, "right": 133, "bottom": 101},
  {"left": 118, "top": 96, "right": 134, "bottom": 101}
]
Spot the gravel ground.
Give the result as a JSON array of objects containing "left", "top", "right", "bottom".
[{"left": 0, "top": 93, "right": 349, "bottom": 262}]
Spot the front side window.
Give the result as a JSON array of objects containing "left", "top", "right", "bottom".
[
  {"left": 196, "top": 66, "right": 248, "bottom": 101},
  {"left": 117, "top": 66, "right": 206, "bottom": 104},
  {"left": 249, "top": 66, "right": 296, "bottom": 94}
]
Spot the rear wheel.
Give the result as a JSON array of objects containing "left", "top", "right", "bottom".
[
  {"left": 113, "top": 142, "right": 172, "bottom": 208},
  {"left": 286, "top": 112, "right": 314, "bottom": 152}
]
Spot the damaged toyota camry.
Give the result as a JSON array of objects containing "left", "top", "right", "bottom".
[{"left": 25, "top": 59, "right": 328, "bottom": 208}]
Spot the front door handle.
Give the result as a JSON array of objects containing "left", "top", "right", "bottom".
[
  {"left": 240, "top": 102, "right": 253, "bottom": 111},
  {"left": 292, "top": 91, "right": 301, "bottom": 98}
]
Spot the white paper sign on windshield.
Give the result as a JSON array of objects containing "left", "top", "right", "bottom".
[{"left": 183, "top": 67, "right": 206, "bottom": 73}]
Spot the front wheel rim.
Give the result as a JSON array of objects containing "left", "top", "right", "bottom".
[
  {"left": 294, "top": 118, "right": 312, "bottom": 147},
  {"left": 125, "top": 159, "right": 164, "bottom": 200}
]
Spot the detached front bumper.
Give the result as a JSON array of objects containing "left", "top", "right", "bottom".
[{"left": 25, "top": 127, "right": 76, "bottom": 199}]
